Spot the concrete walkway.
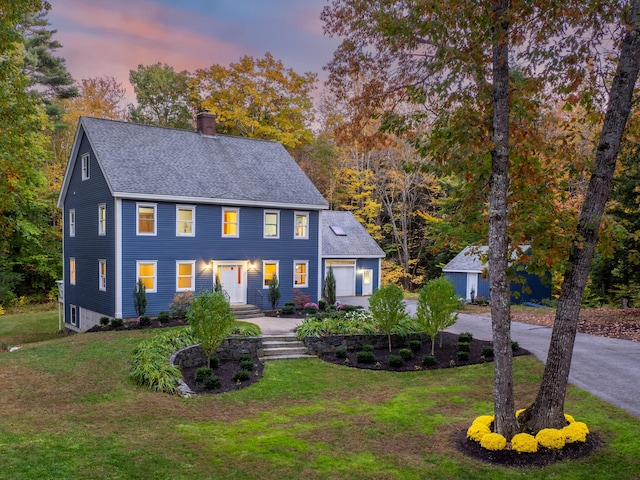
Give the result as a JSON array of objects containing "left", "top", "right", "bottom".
[{"left": 250, "top": 296, "right": 640, "bottom": 418}]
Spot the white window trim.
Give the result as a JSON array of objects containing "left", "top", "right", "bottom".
[
  {"left": 70, "top": 304, "right": 77, "bottom": 326},
  {"left": 98, "top": 204, "right": 106, "bottom": 236},
  {"left": 222, "top": 207, "right": 240, "bottom": 238},
  {"left": 262, "top": 260, "right": 279, "bottom": 289},
  {"left": 294, "top": 211, "right": 309, "bottom": 239},
  {"left": 81, "top": 153, "right": 90, "bottom": 180},
  {"left": 99, "top": 260, "right": 107, "bottom": 291},
  {"left": 69, "top": 209, "right": 76, "bottom": 237},
  {"left": 136, "top": 260, "right": 158, "bottom": 293},
  {"left": 136, "top": 203, "right": 157, "bottom": 236},
  {"left": 263, "top": 210, "right": 280, "bottom": 239},
  {"left": 293, "top": 260, "right": 309, "bottom": 288},
  {"left": 176, "top": 205, "right": 196, "bottom": 237},
  {"left": 176, "top": 260, "right": 195, "bottom": 292},
  {"left": 69, "top": 258, "right": 76, "bottom": 285}
]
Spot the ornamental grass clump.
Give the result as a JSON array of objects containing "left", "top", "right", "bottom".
[{"left": 511, "top": 433, "right": 538, "bottom": 453}]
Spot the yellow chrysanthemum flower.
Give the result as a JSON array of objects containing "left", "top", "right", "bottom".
[
  {"left": 511, "top": 433, "right": 538, "bottom": 453},
  {"left": 467, "top": 423, "right": 491, "bottom": 442},
  {"left": 472, "top": 415, "right": 494, "bottom": 427},
  {"left": 563, "top": 421, "right": 589, "bottom": 443},
  {"left": 536, "top": 428, "right": 566, "bottom": 449},
  {"left": 516, "top": 408, "right": 526, "bottom": 418},
  {"left": 564, "top": 413, "right": 575, "bottom": 424},
  {"left": 480, "top": 432, "right": 507, "bottom": 451}
]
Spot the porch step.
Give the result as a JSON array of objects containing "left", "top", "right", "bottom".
[
  {"left": 260, "top": 334, "right": 315, "bottom": 361},
  {"left": 230, "top": 304, "right": 263, "bottom": 320}
]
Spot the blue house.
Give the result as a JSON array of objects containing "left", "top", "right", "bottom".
[
  {"left": 442, "top": 245, "right": 551, "bottom": 304},
  {"left": 57, "top": 114, "right": 383, "bottom": 332}
]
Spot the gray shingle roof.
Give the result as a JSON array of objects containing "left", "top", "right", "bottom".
[
  {"left": 76, "top": 117, "right": 328, "bottom": 208},
  {"left": 443, "top": 245, "right": 532, "bottom": 273},
  {"left": 322, "top": 211, "right": 385, "bottom": 258}
]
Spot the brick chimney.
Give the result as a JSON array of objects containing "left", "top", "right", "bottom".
[{"left": 196, "top": 111, "right": 216, "bottom": 136}]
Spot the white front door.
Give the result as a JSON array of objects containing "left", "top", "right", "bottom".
[
  {"left": 216, "top": 263, "right": 246, "bottom": 304},
  {"left": 466, "top": 273, "right": 478, "bottom": 301},
  {"left": 362, "top": 269, "right": 373, "bottom": 296}
]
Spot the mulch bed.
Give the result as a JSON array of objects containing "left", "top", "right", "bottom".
[{"left": 180, "top": 359, "right": 264, "bottom": 394}]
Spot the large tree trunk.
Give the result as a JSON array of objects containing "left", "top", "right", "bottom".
[
  {"left": 489, "top": 0, "right": 517, "bottom": 440},
  {"left": 524, "top": 0, "right": 640, "bottom": 431}
]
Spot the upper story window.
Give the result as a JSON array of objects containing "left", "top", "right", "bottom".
[
  {"left": 294, "top": 212, "right": 309, "bottom": 239},
  {"left": 69, "top": 209, "right": 76, "bottom": 237},
  {"left": 136, "top": 261, "right": 157, "bottom": 293},
  {"left": 263, "top": 260, "right": 279, "bottom": 288},
  {"left": 81, "top": 153, "right": 90, "bottom": 180},
  {"left": 99, "top": 260, "right": 106, "bottom": 291},
  {"left": 98, "top": 204, "right": 106, "bottom": 236},
  {"left": 294, "top": 260, "right": 309, "bottom": 288},
  {"left": 176, "top": 261, "right": 195, "bottom": 291},
  {"left": 137, "top": 203, "right": 157, "bottom": 235},
  {"left": 222, "top": 208, "right": 239, "bottom": 237},
  {"left": 69, "top": 258, "right": 76, "bottom": 285},
  {"left": 264, "top": 210, "right": 280, "bottom": 238},
  {"left": 176, "top": 205, "right": 195, "bottom": 236}
]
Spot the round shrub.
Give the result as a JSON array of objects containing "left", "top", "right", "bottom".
[
  {"left": 563, "top": 422, "right": 589, "bottom": 443},
  {"left": 233, "top": 370, "right": 251, "bottom": 382},
  {"left": 409, "top": 340, "right": 422, "bottom": 352},
  {"left": 335, "top": 348, "right": 347, "bottom": 359},
  {"left": 481, "top": 345, "right": 494, "bottom": 357},
  {"left": 457, "top": 341, "right": 470, "bottom": 352},
  {"left": 304, "top": 305, "right": 319, "bottom": 314},
  {"left": 466, "top": 423, "right": 491, "bottom": 442},
  {"left": 110, "top": 318, "right": 123, "bottom": 328},
  {"left": 361, "top": 344, "right": 374, "bottom": 352},
  {"left": 511, "top": 341, "right": 520, "bottom": 351},
  {"left": 99, "top": 316, "right": 110, "bottom": 326},
  {"left": 422, "top": 355, "right": 436, "bottom": 367},
  {"left": 204, "top": 375, "right": 221, "bottom": 390},
  {"left": 282, "top": 304, "right": 295, "bottom": 314},
  {"left": 157, "top": 311, "right": 171, "bottom": 324},
  {"left": 511, "top": 433, "right": 538, "bottom": 453},
  {"left": 139, "top": 316, "right": 151, "bottom": 327},
  {"left": 457, "top": 351, "right": 469, "bottom": 361},
  {"left": 480, "top": 432, "right": 507, "bottom": 451},
  {"left": 458, "top": 332, "right": 473, "bottom": 342},
  {"left": 356, "top": 351, "right": 376, "bottom": 364},
  {"left": 535, "top": 428, "right": 566, "bottom": 449},
  {"left": 472, "top": 415, "right": 495, "bottom": 427},
  {"left": 388, "top": 355, "right": 404, "bottom": 367},
  {"left": 239, "top": 359, "right": 255, "bottom": 371},
  {"left": 209, "top": 356, "right": 220, "bottom": 369},
  {"left": 318, "top": 300, "right": 327, "bottom": 311},
  {"left": 398, "top": 348, "right": 413, "bottom": 360},
  {"left": 195, "top": 367, "right": 213, "bottom": 382},
  {"left": 238, "top": 353, "right": 253, "bottom": 363}
]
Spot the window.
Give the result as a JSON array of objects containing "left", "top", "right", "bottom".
[
  {"left": 264, "top": 210, "right": 280, "bottom": 238},
  {"left": 98, "top": 204, "right": 106, "bottom": 236},
  {"left": 70, "top": 304, "right": 77, "bottom": 326},
  {"left": 69, "top": 209, "right": 76, "bottom": 237},
  {"left": 137, "top": 203, "right": 156, "bottom": 235},
  {"left": 81, "top": 153, "right": 90, "bottom": 180},
  {"left": 222, "top": 208, "right": 239, "bottom": 237},
  {"left": 176, "top": 261, "right": 195, "bottom": 291},
  {"left": 69, "top": 258, "right": 76, "bottom": 285},
  {"left": 176, "top": 205, "right": 195, "bottom": 236},
  {"left": 263, "top": 261, "right": 279, "bottom": 288},
  {"left": 99, "top": 260, "right": 106, "bottom": 291},
  {"left": 294, "top": 261, "right": 309, "bottom": 288},
  {"left": 294, "top": 212, "right": 309, "bottom": 239},
  {"left": 136, "top": 261, "right": 157, "bottom": 293}
]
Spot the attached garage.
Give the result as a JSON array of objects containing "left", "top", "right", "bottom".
[{"left": 326, "top": 260, "right": 356, "bottom": 296}]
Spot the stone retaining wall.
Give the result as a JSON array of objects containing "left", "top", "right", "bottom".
[
  {"left": 172, "top": 336, "right": 263, "bottom": 368},
  {"left": 303, "top": 333, "right": 429, "bottom": 356}
]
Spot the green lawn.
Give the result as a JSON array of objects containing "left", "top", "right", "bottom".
[{"left": 1, "top": 310, "right": 639, "bottom": 479}]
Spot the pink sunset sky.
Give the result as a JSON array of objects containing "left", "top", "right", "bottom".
[{"left": 47, "top": 0, "right": 340, "bottom": 104}]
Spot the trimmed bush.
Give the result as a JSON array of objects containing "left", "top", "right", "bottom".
[
  {"left": 304, "top": 305, "right": 319, "bottom": 314},
  {"left": 238, "top": 353, "right": 253, "bottom": 363},
  {"left": 398, "top": 348, "right": 413, "bottom": 360},
  {"left": 356, "top": 351, "right": 376, "bottom": 364},
  {"left": 111, "top": 318, "right": 123, "bottom": 328},
  {"left": 457, "top": 341, "right": 470, "bottom": 352},
  {"left": 195, "top": 367, "right": 213, "bottom": 382},
  {"left": 239, "top": 359, "right": 255, "bottom": 371},
  {"left": 204, "top": 375, "right": 221, "bottom": 390},
  {"left": 139, "top": 316, "right": 151, "bottom": 327},
  {"left": 99, "top": 316, "right": 110, "bottom": 326},
  {"left": 233, "top": 370, "right": 251, "bottom": 382},
  {"left": 388, "top": 355, "right": 404, "bottom": 367},
  {"left": 481, "top": 346, "right": 494, "bottom": 357},
  {"left": 361, "top": 344, "right": 374, "bottom": 352},
  {"left": 335, "top": 348, "right": 347, "bottom": 359},
  {"left": 458, "top": 332, "right": 473, "bottom": 342},
  {"left": 457, "top": 351, "right": 469, "bottom": 361},
  {"left": 157, "top": 311, "right": 171, "bottom": 324},
  {"left": 282, "top": 304, "right": 295, "bottom": 314},
  {"left": 318, "top": 299, "right": 327, "bottom": 311},
  {"left": 409, "top": 340, "right": 422, "bottom": 352},
  {"left": 512, "top": 341, "right": 520, "bottom": 351},
  {"left": 422, "top": 355, "right": 436, "bottom": 366},
  {"left": 209, "top": 356, "right": 220, "bottom": 369}
]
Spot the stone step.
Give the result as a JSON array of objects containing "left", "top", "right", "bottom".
[
  {"left": 230, "top": 304, "right": 263, "bottom": 319},
  {"left": 260, "top": 334, "right": 313, "bottom": 361},
  {"left": 262, "top": 346, "right": 309, "bottom": 356}
]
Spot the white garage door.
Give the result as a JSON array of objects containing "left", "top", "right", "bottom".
[{"left": 331, "top": 266, "right": 355, "bottom": 296}]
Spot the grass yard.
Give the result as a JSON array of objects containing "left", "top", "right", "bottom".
[{"left": 1, "top": 310, "right": 640, "bottom": 479}]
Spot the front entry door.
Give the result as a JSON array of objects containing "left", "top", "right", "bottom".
[
  {"left": 217, "top": 264, "right": 245, "bottom": 303},
  {"left": 362, "top": 269, "right": 373, "bottom": 296}
]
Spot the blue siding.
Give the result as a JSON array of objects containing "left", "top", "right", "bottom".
[
  {"left": 478, "top": 277, "right": 491, "bottom": 298},
  {"left": 121, "top": 201, "right": 321, "bottom": 316},
  {"left": 444, "top": 272, "right": 467, "bottom": 299},
  {"left": 62, "top": 133, "right": 116, "bottom": 326},
  {"left": 355, "top": 258, "right": 380, "bottom": 295}
]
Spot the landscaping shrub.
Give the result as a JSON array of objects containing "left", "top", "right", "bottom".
[
  {"left": 304, "top": 303, "right": 319, "bottom": 314},
  {"left": 415, "top": 277, "right": 458, "bottom": 355},
  {"left": 457, "top": 341, "right": 470, "bottom": 352},
  {"left": 99, "top": 316, "right": 110, "bottom": 326},
  {"left": 323, "top": 267, "right": 336, "bottom": 305},
  {"left": 361, "top": 344, "right": 374, "bottom": 352},
  {"left": 187, "top": 290, "right": 235, "bottom": 368},
  {"left": 229, "top": 321, "right": 260, "bottom": 337},
  {"left": 133, "top": 279, "right": 147, "bottom": 316},
  {"left": 139, "top": 315, "right": 151, "bottom": 327},
  {"left": 481, "top": 346, "right": 494, "bottom": 357},
  {"left": 292, "top": 289, "right": 311, "bottom": 309},
  {"left": 318, "top": 299, "right": 327, "bottom": 311},
  {"left": 111, "top": 318, "right": 123, "bottom": 328},
  {"left": 388, "top": 355, "right": 404, "bottom": 367},
  {"left": 356, "top": 351, "right": 376, "bottom": 364},
  {"left": 458, "top": 332, "right": 473, "bottom": 342},
  {"left": 398, "top": 348, "right": 413, "bottom": 360},
  {"left": 169, "top": 291, "right": 193, "bottom": 319},
  {"left": 512, "top": 341, "right": 520, "bottom": 351},
  {"left": 238, "top": 353, "right": 253, "bottom": 362},
  {"left": 204, "top": 375, "right": 221, "bottom": 390},
  {"left": 233, "top": 370, "right": 251, "bottom": 382},
  {"left": 239, "top": 359, "right": 255, "bottom": 371},
  {"left": 409, "top": 339, "right": 422, "bottom": 352},
  {"left": 457, "top": 351, "right": 470, "bottom": 361},
  {"left": 340, "top": 304, "right": 363, "bottom": 313},
  {"left": 195, "top": 367, "right": 213, "bottom": 382},
  {"left": 209, "top": 356, "right": 220, "bottom": 369},
  {"left": 335, "top": 348, "right": 347, "bottom": 359},
  {"left": 268, "top": 274, "right": 281, "bottom": 309},
  {"left": 282, "top": 304, "right": 295, "bottom": 314},
  {"left": 474, "top": 295, "right": 490, "bottom": 306},
  {"left": 422, "top": 355, "right": 436, "bottom": 366},
  {"left": 369, "top": 283, "right": 407, "bottom": 352},
  {"left": 157, "top": 311, "right": 171, "bottom": 323}
]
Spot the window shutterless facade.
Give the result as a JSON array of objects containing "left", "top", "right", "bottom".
[
  {"left": 136, "top": 261, "right": 157, "bottom": 293},
  {"left": 222, "top": 208, "right": 239, "bottom": 237},
  {"left": 69, "top": 209, "right": 76, "bottom": 237},
  {"left": 264, "top": 210, "right": 280, "bottom": 238},
  {"left": 294, "top": 212, "right": 309, "bottom": 239},
  {"left": 263, "top": 261, "right": 279, "bottom": 288},
  {"left": 81, "top": 153, "right": 90, "bottom": 180},
  {"left": 98, "top": 204, "right": 106, "bottom": 236},
  {"left": 70, "top": 304, "right": 77, "bottom": 326},
  {"left": 176, "top": 261, "right": 195, "bottom": 291},
  {"left": 70, "top": 258, "right": 76, "bottom": 285},
  {"left": 294, "top": 260, "right": 309, "bottom": 288},
  {"left": 176, "top": 205, "right": 195, "bottom": 236},
  {"left": 99, "top": 260, "right": 106, "bottom": 291},
  {"left": 137, "top": 203, "right": 157, "bottom": 235}
]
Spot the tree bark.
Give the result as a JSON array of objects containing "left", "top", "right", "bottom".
[
  {"left": 489, "top": 0, "right": 517, "bottom": 440},
  {"left": 525, "top": 0, "right": 640, "bottom": 431}
]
